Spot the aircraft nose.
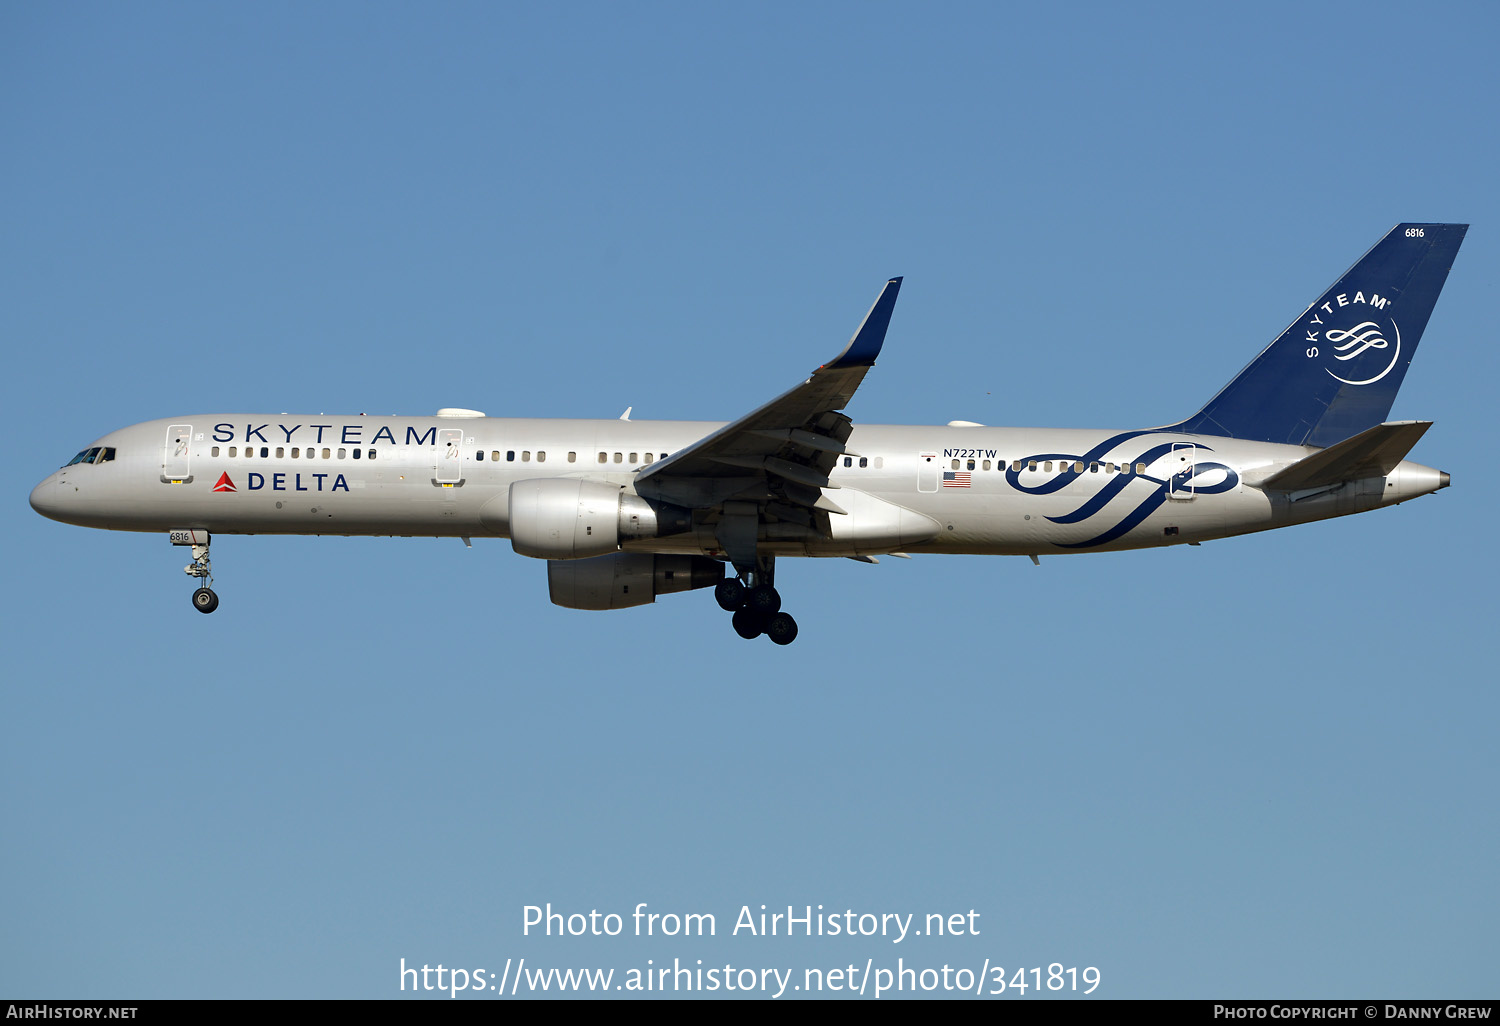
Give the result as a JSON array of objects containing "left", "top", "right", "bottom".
[{"left": 30, "top": 475, "right": 62, "bottom": 520}]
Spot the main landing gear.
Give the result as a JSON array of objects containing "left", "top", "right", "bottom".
[
  {"left": 182, "top": 537, "right": 219, "bottom": 614},
  {"left": 714, "top": 558, "right": 798, "bottom": 645}
]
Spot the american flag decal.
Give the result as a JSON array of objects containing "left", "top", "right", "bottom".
[{"left": 942, "top": 471, "right": 971, "bottom": 488}]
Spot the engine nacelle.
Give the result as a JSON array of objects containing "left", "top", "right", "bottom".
[
  {"left": 509, "top": 479, "right": 687, "bottom": 560},
  {"left": 547, "top": 553, "right": 723, "bottom": 610}
]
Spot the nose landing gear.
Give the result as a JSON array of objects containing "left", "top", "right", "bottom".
[{"left": 172, "top": 530, "right": 220, "bottom": 614}]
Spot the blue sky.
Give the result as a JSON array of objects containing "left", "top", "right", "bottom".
[{"left": 3, "top": 1, "right": 1497, "bottom": 999}]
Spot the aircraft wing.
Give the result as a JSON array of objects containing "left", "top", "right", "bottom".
[{"left": 633, "top": 277, "right": 902, "bottom": 528}]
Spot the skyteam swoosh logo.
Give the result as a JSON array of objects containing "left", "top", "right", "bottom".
[
  {"left": 1005, "top": 431, "right": 1239, "bottom": 548},
  {"left": 1323, "top": 319, "right": 1402, "bottom": 385}
]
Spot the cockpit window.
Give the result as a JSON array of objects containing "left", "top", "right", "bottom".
[{"left": 62, "top": 447, "right": 115, "bottom": 468}]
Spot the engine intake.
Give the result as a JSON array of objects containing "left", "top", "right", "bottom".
[{"left": 548, "top": 553, "right": 723, "bottom": 610}]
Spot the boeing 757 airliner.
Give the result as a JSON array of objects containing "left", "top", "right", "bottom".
[{"left": 30, "top": 224, "right": 1466, "bottom": 644}]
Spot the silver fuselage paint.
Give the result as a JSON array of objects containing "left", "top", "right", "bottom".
[{"left": 29, "top": 414, "right": 1445, "bottom": 557}]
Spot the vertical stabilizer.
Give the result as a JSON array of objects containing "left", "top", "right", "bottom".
[{"left": 1172, "top": 224, "right": 1466, "bottom": 446}]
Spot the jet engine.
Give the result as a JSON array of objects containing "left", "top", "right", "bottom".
[
  {"left": 547, "top": 553, "right": 723, "bottom": 610},
  {"left": 508, "top": 479, "right": 689, "bottom": 560}
]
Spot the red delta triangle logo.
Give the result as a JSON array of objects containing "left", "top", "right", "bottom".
[{"left": 213, "top": 472, "right": 237, "bottom": 493}]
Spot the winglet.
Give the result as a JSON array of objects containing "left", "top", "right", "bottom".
[{"left": 824, "top": 277, "right": 903, "bottom": 369}]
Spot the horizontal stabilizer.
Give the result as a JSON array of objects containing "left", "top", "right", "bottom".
[{"left": 1261, "top": 420, "right": 1432, "bottom": 491}]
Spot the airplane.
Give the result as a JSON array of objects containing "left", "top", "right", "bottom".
[{"left": 30, "top": 223, "right": 1466, "bottom": 645}]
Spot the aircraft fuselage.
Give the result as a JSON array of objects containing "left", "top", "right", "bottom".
[{"left": 30, "top": 413, "right": 1446, "bottom": 557}]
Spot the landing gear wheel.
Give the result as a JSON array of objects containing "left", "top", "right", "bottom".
[
  {"left": 746, "top": 584, "right": 781, "bottom": 616},
  {"left": 192, "top": 587, "right": 219, "bottom": 614},
  {"left": 715, "top": 579, "right": 747, "bottom": 611},
  {"left": 765, "top": 612, "right": 798, "bottom": 646},
  {"left": 731, "top": 609, "right": 766, "bottom": 639}
]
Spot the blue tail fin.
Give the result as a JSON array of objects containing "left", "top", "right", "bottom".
[{"left": 1171, "top": 223, "right": 1467, "bottom": 446}]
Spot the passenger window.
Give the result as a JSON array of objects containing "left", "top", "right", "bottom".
[
  {"left": 476, "top": 450, "right": 485, "bottom": 461},
  {"left": 508, "top": 451, "right": 516, "bottom": 462},
  {"left": 522, "top": 451, "right": 530, "bottom": 462},
  {"left": 259, "top": 447, "right": 268, "bottom": 458},
  {"left": 1027, "top": 460, "right": 1037, "bottom": 471},
  {"left": 843, "top": 456, "right": 852, "bottom": 468},
  {"left": 353, "top": 448, "right": 362, "bottom": 459},
  {"left": 1073, "top": 461, "right": 1083, "bottom": 473},
  {"left": 568, "top": 452, "right": 577, "bottom": 463},
  {"left": 491, "top": 451, "right": 500, "bottom": 462},
  {"left": 597, "top": 452, "right": 607, "bottom": 464},
  {"left": 274, "top": 447, "right": 283, "bottom": 458},
  {"left": 951, "top": 459, "right": 960, "bottom": 470},
  {"left": 368, "top": 449, "right": 376, "bottom": 460},
  {"left": 322, "top": 448, "right": 331, "bottom": 459},
  {"left": 336, "top": 448, "right": 345, "bottom": 459},
  {"left": 966, "top": 459, "right": 975, "bottom": 470},
  {"left": 1136, "top": 463, "right": 1146, "bottom": 474},
  {"left": 290, "top": 447, "right": 299, "bottom": 458},
  {"left": 537, "top": 451, "right": 546, "bottom": 462},
  {"left": 629, "top": 452, "right": 638, "bottom": 464},
  {"left": 661, "top": 452, "right": 669, "bottom": 459},
  {"left": 212, "top": 446, "right": 220, "bottom": 457},
  {"left": 228, "top": 446, "right": 237, "bottom": 457},
  {"left": 1044, "top": 461, "right": 1053, "bottom": 472},
  {"left": 645, "top": 453, "right": 653, "bottom": 463},
  {"left": 860, "top": 457, "right": 869, "bottom": 468},
  {"left": 614, "top": 453, "right": 623, "bottom": 463},
  {"left": 1090, "top": 462, "right": 1100, "bottom": 473}
]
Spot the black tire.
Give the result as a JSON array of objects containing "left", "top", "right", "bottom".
[
  {"left": 746, "top": 584, "right": 781, "bottom": 616},
  {"left": 731, "top": 609, "right": 766, "bottom": 639},
  {"left": 766, "top": 612, "right": 798, "bottom": 646},
  {"left": 714, "top": 578, "right": 746, "bottom": 612},
  {"left": 192, "top": 588, "right": 219, "bottom": 614}
]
